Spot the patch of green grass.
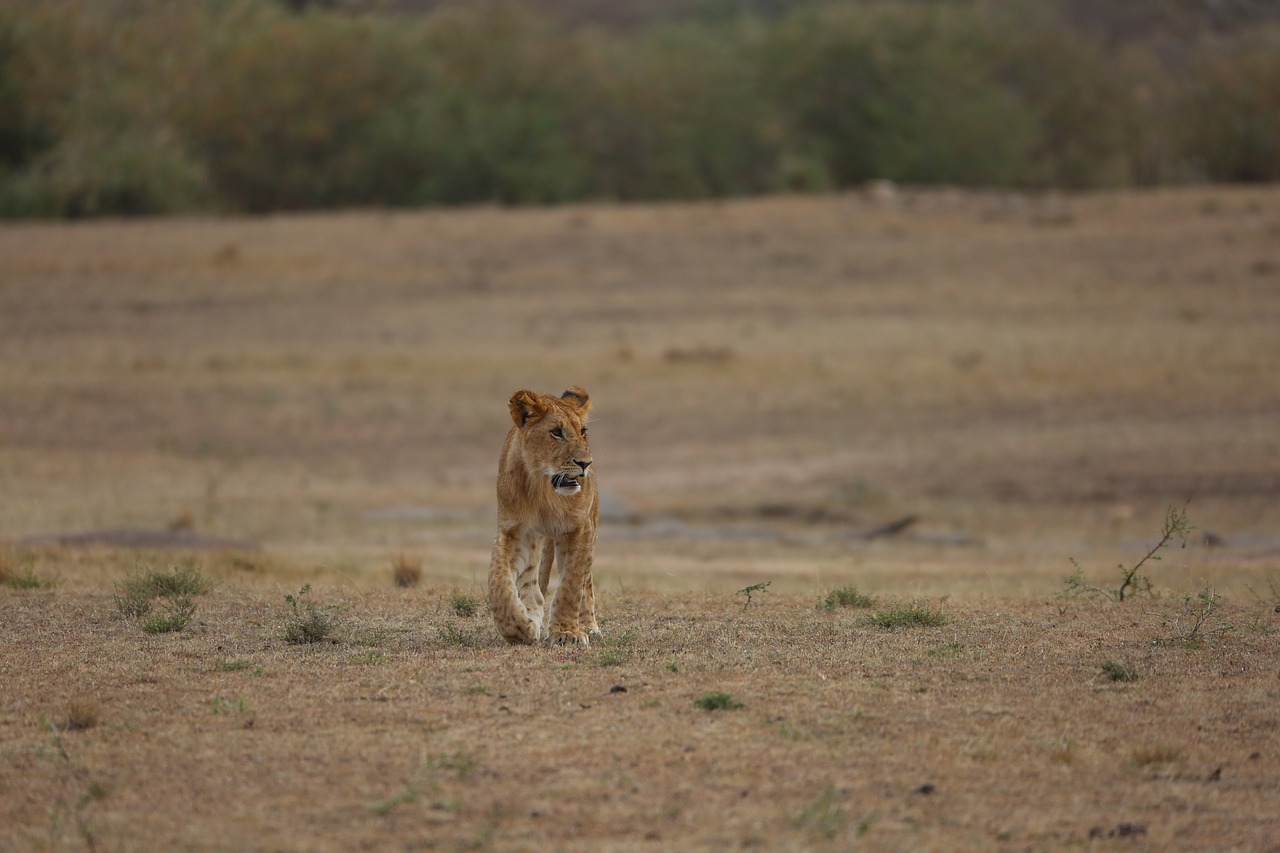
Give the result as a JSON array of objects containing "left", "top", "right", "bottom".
[
  {"left": 692, "top": 692, "right": 743, "bottom": 711},
  {"left": 114, "top": 565, "right": 208, "bottom": 632},
  {"left": 1100, "top": 660, "right": 1139, "bottom": 682},
  {"left": 143, "top": 612, "right": 192, "bottom": 634},
  {"left": 595, "top": 629, "right": 635, "bottom": 667},
  {"left": 821, "top": 586, "right": 874, "bottom": 610},
  {"left": 861, "top": 603, "right": 948, "bottom": 629},
  {"left": 449, "top": 591, "right": 480, "bottom": 618},
  {"left": 214, "top": 660, "right": 265, "bottom": 676},
  {"left": 282, "top": 584, "right": 336, "bottom": 645},
  {"left": 211, "top": 694, "right": 250, "bottom": 715}
]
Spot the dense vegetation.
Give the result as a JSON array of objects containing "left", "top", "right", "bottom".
[{"left": 1, "top": 0, "right": 1277, "bottom": 217}]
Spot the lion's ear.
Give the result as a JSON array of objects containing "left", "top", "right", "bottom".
[
  {"left": 560, "top": 386, "right": 591, "bottom": 415},
  {"left": 509, "top": 390, "right": 547, "bottom": 427}
]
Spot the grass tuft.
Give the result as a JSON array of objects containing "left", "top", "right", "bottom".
[
  {"left": 114, "top": 565, "right": 209, "bottom": 631},
  {"left": 65, "top": 700, "right": 101, "bottom": 731},
  {"left": 448, "top": 591, "right": 480, "bottom": 618},
  {"left": 821, "top": 586, "right": 875, "bottom": 610},
  {"left": 0, "top": 550, "right": 54, "bottom": 589},
  {"left": 282, "top": 585, "right": 337, "bottom": 645},
  {"left": 861, "top": 603, "right": 948, "bottom": 629},
  {"left": 1100, "top": 660, "right": 1139, "bottom": 682},
  {"left": 392, "top": 554, "right": 423, "bottom": 588},
  {"left": 692, "top": 692, "right": 743, "bottom": 711},
  {"left": 438, "top": 621, "right": 481, "bottom": 648}
]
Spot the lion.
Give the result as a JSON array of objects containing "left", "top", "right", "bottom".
[{"left": 487, "top": 386, "right": 599, "bottom": 646}]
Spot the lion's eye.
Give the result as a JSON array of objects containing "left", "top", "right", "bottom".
[{"left": 550, "top": 428, "right": 564, "bottom": 440}]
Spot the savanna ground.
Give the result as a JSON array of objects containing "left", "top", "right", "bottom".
[{"left": 2, "top": 185, "right": 1279, "bottom": 850}]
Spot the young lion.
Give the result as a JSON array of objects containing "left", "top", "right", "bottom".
[{"left": 487, "top": 386, "right": 599, "bottom": 646}]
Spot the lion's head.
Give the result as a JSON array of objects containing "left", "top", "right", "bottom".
[{"left": 508, "top": 386, "right": 593, "bottom": 497}]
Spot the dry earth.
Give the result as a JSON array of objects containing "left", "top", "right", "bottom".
[{"left": 2, "top": 185, "right": 1280, "bottom": 850}]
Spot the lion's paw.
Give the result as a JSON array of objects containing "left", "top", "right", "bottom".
[{"left": 550, "top": 629, "right": 589, "bottom": 647}]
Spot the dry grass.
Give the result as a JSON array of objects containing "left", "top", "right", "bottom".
[
  {"left": 2, "top": 186, "right": 1280, "bottom": 848},
  {"left": 391, "top": 553, "right": 424, "bottom": 588},
  {"left": 2, "top": 588, "right": 1278, "bottom": 850}
]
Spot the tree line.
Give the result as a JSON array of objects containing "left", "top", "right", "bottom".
[{"left": 1, "top": 0, "right": 1277, "bottom": 217}]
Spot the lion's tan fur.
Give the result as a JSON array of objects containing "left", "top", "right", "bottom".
[{"left": 487, "top": 386, "right": 599, "bottom": 645}]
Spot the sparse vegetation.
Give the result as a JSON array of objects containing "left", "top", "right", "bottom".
[
  {"left": 693, "top": 692, "right": 743, "bottom": 711},
  {"left": 1160, "top": 587, "right": 1234, "bottom": 648},
  {"left": 595, "top": 630, "right": 635, "bottom": 667},
  {"left": 862, "top": 603, "right": 948, "bottom": 629},
  {"left": 821, "top": 586, "right": 874, "bottom": 610},
  {"left": 0, "top": 565, "right": 50, "bottom": 589},
  {"left": 448, "top": 591, "right": 479, "bottom": 618},
  {"left": 113, "top": 565, "right": 209, "bottom": 632},
  {"left": 735, "top": 581, "right": 771, "bottom": 609},
  {"left": 437, "top": 621, "right": 481, "bottom": 648},
  {"left": 281, "top": 584, "right": 336, "bottom": 645},
  {"left": 1062, "top": 502, "right": 1194, "bottom": 601},
  {"left": 1100, "top": 660, "right": 1139, "bottom": 683}
]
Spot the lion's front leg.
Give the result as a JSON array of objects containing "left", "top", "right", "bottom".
[
  {"left": 488, "top": 528, "right": 539, "bottom": 645},
  {"left": 580, "top": 570, "right": 600, "bottom": 638},
  {"left": 519, "top": 538, "right": 550, "bottom": 640},
  {"left": 548, "top": 534, "right": 595, "bottom": 646}
]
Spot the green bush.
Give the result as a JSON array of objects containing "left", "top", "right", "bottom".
[
  {"left": 0, "top": 1, "right": 1277, "bottom": 218},
  {"left": 1174, "top": 33, "right": 1280, "bottom": 183}
]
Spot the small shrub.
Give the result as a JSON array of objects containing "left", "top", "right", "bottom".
[
  {"left": 1100, "top": 660, "right": 1139, "bottom": 682},
  {"left": 282, "top": 584, "right": 336, "bottom": 645},
  {"left": 1062, "top": 502, "right": 1193, "bottom": 602},
  {"left": 735, "top": 581, "right": 771, "bottom": 609},
  {"left": 693, "top": 692, "right": 743, "bottom": 711},
  {"left": 114, "top": 565, "right": 209, "bottom": 631},
  {"left": 1159, "top": 587, "right": 1233, "bottom": 648},
  {"left": 821, "top": 586, "right": 874, "bottom": 610},
  {"left": 862, "top": 603, "right": 948, "bottom": 629},
  {"left": 449, "top": 591, "right": 479, "bottom": 618}
]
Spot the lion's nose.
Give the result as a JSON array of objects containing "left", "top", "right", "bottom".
[{"left": 575, "top": 459, "right": 593, "bottom": 474}]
